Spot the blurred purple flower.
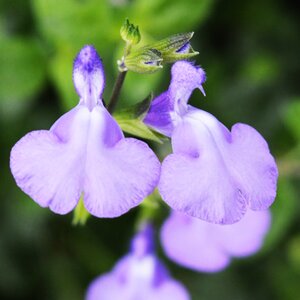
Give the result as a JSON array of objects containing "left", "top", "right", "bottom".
[
  {"left": 86, "top": 224, "right": 190, "bottom": 300},
  {"left": 161, "top": 210, "right": 271, "bottom": 273},
  {"left": 10, "top": 45, "right": 160, "bottom": 218},
  {"left": 144, "top": 61, "right": 278, "bottom": 224}
]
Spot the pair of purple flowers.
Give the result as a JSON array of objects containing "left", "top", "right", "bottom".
[
  {"left": 10, "top": 45, "right": 278, "bottom": 225},
  {"left": 10, "top": 45, "right": 277, "bottom": 299}
]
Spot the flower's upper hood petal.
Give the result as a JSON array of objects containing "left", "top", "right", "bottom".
[
  {"left": 73, "top": 45, "right": 105, "bottom": 110},
  {"left": 144, "top": 61, "right": 205, "bottom": 136}
]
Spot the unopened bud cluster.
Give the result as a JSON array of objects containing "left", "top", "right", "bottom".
[
  {"left": 119, "top": 19, "right": 199, "bottom": 74},
  {"left": 120, "top": 19, "right": 141, "bottom": 46}
]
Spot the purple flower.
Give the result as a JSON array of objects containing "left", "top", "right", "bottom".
[
  {"left": 144, "top": 61, "right": 278, "bottom": 224},
  {"left": 10, "top": 45, "right": 160, "bottom": 218},
  {"left": 86, "top": 224, "right": 190, "bottom": 300},
  {"left": 161, "top": 210, "right": 271, "bottom": 273}
]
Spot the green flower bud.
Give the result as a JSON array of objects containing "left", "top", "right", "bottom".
[
  {"left": 120, "top": 18, "right": 141, "bottom": 45},
  {"left": 150, "top": 32, "right": 199, "bottom": 63},
  {"left": 123, "top": 48, "right": 163, "bottom": 74}
]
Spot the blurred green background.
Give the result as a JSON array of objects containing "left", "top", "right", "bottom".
[{"left": 1, "top": 0, "right": 300, "bottom": 299}]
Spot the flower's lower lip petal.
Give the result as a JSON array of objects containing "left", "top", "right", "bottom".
[
  {"left": 218, "top": 209, "right": 271, "bottom": 257},
  {"left": 161, "top": 212, "right": 230, "bottom": 273},
  {"left": 83, "top": 108, "right": 161, "bottom": 218},
  {"left": 159, "top": 153, "right": 247, "bottom": 224},
  {"left": 83, "top": 138, "right": 161, "bottom": 218},
  {"left": 10, "top": 130, "right": 83, "bottom": 214},
  {"left": 230, "top": 123, "right": 278, "bottom": 210},
  {"left": 10, "top": 106, "right": 90, "bottom": 214},
  {"left": 159, "top": 110, "right": 278, "bottom": 224}
]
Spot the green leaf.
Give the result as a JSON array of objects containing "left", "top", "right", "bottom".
[
  {"left": 114, "top": 114, "right": 164, "bottom": 143},
  {"left": 117, "top": 93, "right": 153, "bottom": 118},
  {"left": 113, "top": 94, "right": 165, "bottom": 142},
  {"left": 0, "top": 36, "right": 46, "bottom": 118}
]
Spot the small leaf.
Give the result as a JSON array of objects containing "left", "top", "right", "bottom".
[
  {"left": 117, "top": 93, "right": 153, "bottom": 118},
  {"left": 113, "top": 95, "right": 165, "bottom": 142},
  {"left": 114, "top": 114, "right": 163, "bottom": 143}
]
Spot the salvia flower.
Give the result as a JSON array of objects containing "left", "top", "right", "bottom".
[
  {"left": 10, "top": 45, "right": 160, "bottom": 218},
  {"left": 161, "top": 210, "right": 271, "bottom": 273},
  {"left": 144, "top": 61, "right": 278, "bottom": 224},
  {"left": 86, "top": 224, "right": 190, "bottom": 300}
]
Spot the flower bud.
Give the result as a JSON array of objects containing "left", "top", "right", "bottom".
[
  {"left": 120, "top": 18, "right": 141, "bottom": 45},
  {"left": 123, "top": 48, "right": 163, "bottom": 74},
  {"left": 151, "top": 32, "right": 199, "bottom": 63}
]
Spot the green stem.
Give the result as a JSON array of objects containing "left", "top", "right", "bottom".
[{"left": 107, "top": 70, "right": 127, "bottom": 113}]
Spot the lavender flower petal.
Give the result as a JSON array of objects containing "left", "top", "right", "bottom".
[
  {"left": 10, "top": 106, "right": 89, "bottom": 214},
  {"left": 216, "top": 210, "right": 271, "bottom": 256},
  {"left": 161, "top": 212, "right": 230, "bottom": 272},
  {"left": 161, "top": 210, "right": 271, "bottom": 273},
  {"left": 144, "top": 61, "right": 206, "bottom": 135},
  {"left": 159, "top": 109, "right": 278, "bottom": 224},
  {"left": 143, "top": 91, "right": 175, "bottom": 137},
  {"left": 83, "top": 106, "right": 161, "bottom": 218},
  {"left": 73, "top": 45, "right": 105, "bottom": 110}
]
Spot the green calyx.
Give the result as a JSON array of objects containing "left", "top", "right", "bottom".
[
  {"left": 150, "top": 32, "right": 199, "bottom": 63},
  {"left": 122, "top": 48, "right": 163, "bottom": 73},
  {"left": 72, "top": 197, "right": 90, "bottom": 226}
]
